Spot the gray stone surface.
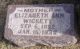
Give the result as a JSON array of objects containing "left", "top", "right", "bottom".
[{"left": 4, "top": 4, "right": 77, "bottom": 47}]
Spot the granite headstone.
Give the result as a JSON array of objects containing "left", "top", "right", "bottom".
[{"left": 4, "top": 4, "right": 77, "bottom": 47}]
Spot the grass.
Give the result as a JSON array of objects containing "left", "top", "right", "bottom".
[{"left": 0, "top": 39, "right": 80, "bottom": 49}]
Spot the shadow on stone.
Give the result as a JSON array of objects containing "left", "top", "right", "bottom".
[{"left": 2, "top": 38, "right": 19, "bottom": 47}]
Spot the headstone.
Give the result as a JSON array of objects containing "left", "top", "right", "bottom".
[{"left": 4, "top": 4, "right": 77, "bottom": 47}]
